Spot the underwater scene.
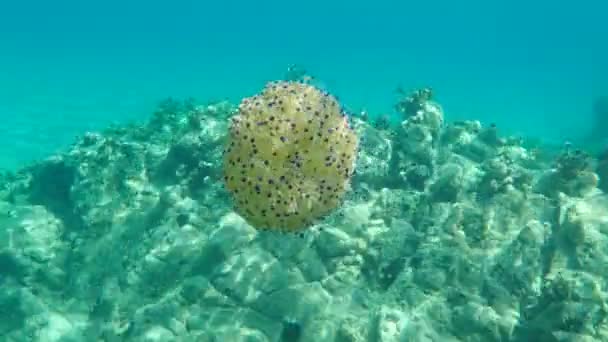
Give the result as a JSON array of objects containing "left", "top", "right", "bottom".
[{"left": 1, "top": 0, "right": 608, "bottom": 341}]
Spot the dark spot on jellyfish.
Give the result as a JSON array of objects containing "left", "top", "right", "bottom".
[
  {"left": 250, "top": 138, "right": 255, "bottom": 143},
  {"left": 288, "top": 185, "right": 293, "bottom": 190},
  {"left": 241, "top": 177, "right": 246, "bottom": 182},
  {"left": 268, "top": 103, "right": 273, "bottom": 108},
  {"left": 253, "top": 149, "right": 258, "bottom": 154},
  {"left": 328, "top": 128, "right": 334, "bottom": 134},
  {"left": 267, "top": 193, "right": 272, "bottom": 198},
  {"left": 272, "top": 151, "right": 278, "bottom": 156},
  {"left": 246, "top": 123, "right": 251, "bottom": 128},
  {"left": 280, "top": 136, "right": 287, "bottom": 142},
  {"left": 268, "top": 179, "right": 274, "bottom": 184},
  {"left": 270, "top": 116, "right": 275, "bottom": 121},
  {"left": 314, "top": 111, "right": 320, "bottom": 116},
  {"left": 304, "top": 128, "right": 309, "bottom": 132},
  {"left": 264, "top": 160, "right": 270, "bottom": 166},
  {"left": 255, "top": 185, "right": 261, "bottom": 193},
  {"left": 280, "top": 175, "right": 286, "bottom": 182}
]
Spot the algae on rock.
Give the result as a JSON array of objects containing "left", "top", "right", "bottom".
[{"left": 0, "top": 87, "right": 607, "bottom": 341}]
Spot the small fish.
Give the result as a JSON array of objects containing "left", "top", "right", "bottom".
[
  {"left": 302, "top": 75, "right": 313, "bottom": 83},
  {"left": 342, "top": 115, "right": 350, "bottom": 130}
]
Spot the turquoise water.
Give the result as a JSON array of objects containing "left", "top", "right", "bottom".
[{"left": 0, "top": 0, "right": 606, "bottom": 168}]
